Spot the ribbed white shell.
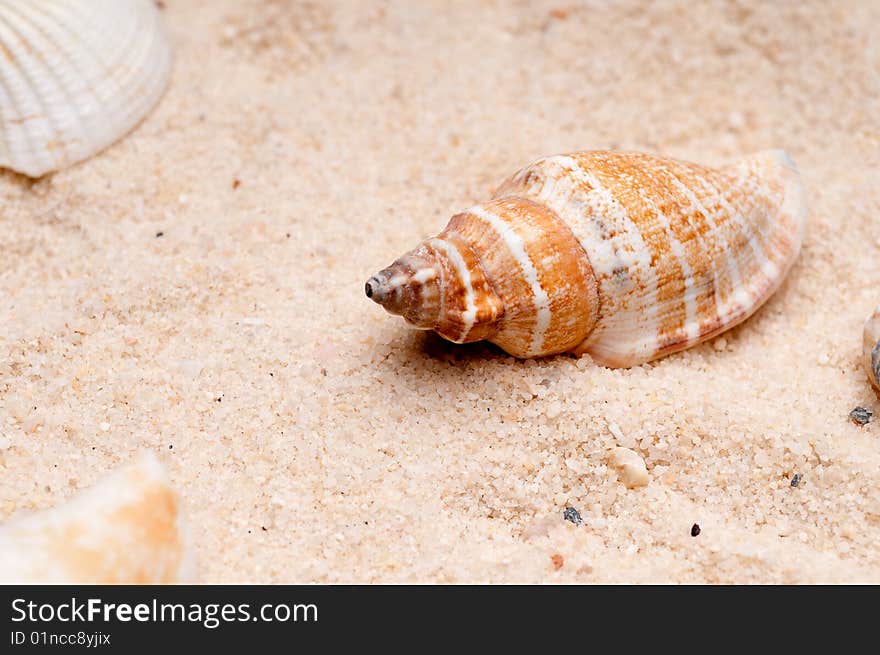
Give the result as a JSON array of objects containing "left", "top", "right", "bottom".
[{"left": 0, "top": 0, "right": 172, "bottom": 177}]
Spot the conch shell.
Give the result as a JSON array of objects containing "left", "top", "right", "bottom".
[
  {"left": 865, "top": 305, "right": 880, "bottom": 394},
  {"left": 0, "top": 451, "right": 195, "bottom": 583},
  {"left": 367, "top": 150, "right": 807, "bottom": 367},
  {"left": 0, "top": 0, "right": 172, "bottom": 177}
]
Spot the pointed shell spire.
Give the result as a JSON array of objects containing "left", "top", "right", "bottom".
[
  {"left": 0, "top": 0, "right": 173, "bottom": 177},
  {"left": 367, "top": 231, "right": 505, "bottom": 344}
]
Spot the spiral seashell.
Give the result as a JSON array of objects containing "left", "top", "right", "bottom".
[
  {"left": 865, "top": 306, "right": 880, "bottom": 394},
  {"left": 366, "top": 149, "right": 807, "bottom": 367},
  {"left": 0, "top": 0, "right": 172, "bottom": 177},
  {"left": 0, "top": 451, "right": 195, "bottom": 583}
]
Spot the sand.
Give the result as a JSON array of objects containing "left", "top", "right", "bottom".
[{"left": 1, "top": 0, "right": 878, "bottom": 583}]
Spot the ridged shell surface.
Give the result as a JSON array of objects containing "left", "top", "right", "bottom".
[
  {"left": 865, "top": 306, "right": 880, "bottom": 394},
  {"left": 494, "top": 150, "right": 806, "bottom": 366},
  {"left": 0, "top": 0, "right": 172, "bottom": 177}
]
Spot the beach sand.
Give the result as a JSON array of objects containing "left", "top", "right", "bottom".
[{"left": 1, "top": 0, "right": 878, "bottom": 583}]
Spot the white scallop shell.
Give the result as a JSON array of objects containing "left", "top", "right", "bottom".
[{"left": 0, "top": 0, "right": 172, "bottom": 177}]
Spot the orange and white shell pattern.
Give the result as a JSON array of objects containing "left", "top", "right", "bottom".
[
  {"left": 865, "top": 306, "right": 880, "bottom": 394},
  {"left": 0, "top": 451, "right": 195, "bottom": 583},
  {"left": 366, "top": 150, "right": 807, "bottom": 368}
]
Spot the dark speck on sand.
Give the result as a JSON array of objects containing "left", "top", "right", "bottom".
[
  {"left": 563, "top": 506, "right": 583, "bottom": 526},
  {"left": 849, "top": 407, "right": 873, "bottom": 425}
]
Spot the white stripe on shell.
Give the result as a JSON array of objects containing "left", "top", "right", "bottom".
[
  {"left": 466, "top": 205, "right": 551, "bottom": 355},
  {"left": 412, "top": 267, "right": 437, "bottom": 284},
  {"left": 636, "top": 186, "right": 700, "bottom": 344},
  {"left": 665, "top": 164, "right": 782, "bottom": 323},
  {"left": 550, "top": 155, "right": 661, "bottom": 356},
  {"left": 662, "top": 168, "right": 738, "bottom": 322},
  {"left": 699, "top": 168, "right": 779, "bottom": 297},
  {"left": 428, "top": 238, "right": 477, "bottom": 342}
]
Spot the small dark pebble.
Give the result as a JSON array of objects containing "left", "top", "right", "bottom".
[
  {"left": 849, "top": 406, "right": 873, "bottom": 425},
  {"left": 215, "top": 396, "right": 222, "bottom": 402},
  {"left": 155, "top": 231, "right": 164, "bottom": 238},
  {"left": 790, "top": 473, "right": 801, "bottom": 488},
  {"left": 690, "top": 523, "right": 701, "bottom": 537},
  {"left": 168, "top": 444, "right": 173, "bottom": 450},
  {"left": 232, "top": 179, "right": 241, "bottom": 190},
  {"left": 261, "top": 526, "right": 267, "bottom": 531},
  {"left": 563, "top": 506, "right": 583, "bottom": 526}
]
